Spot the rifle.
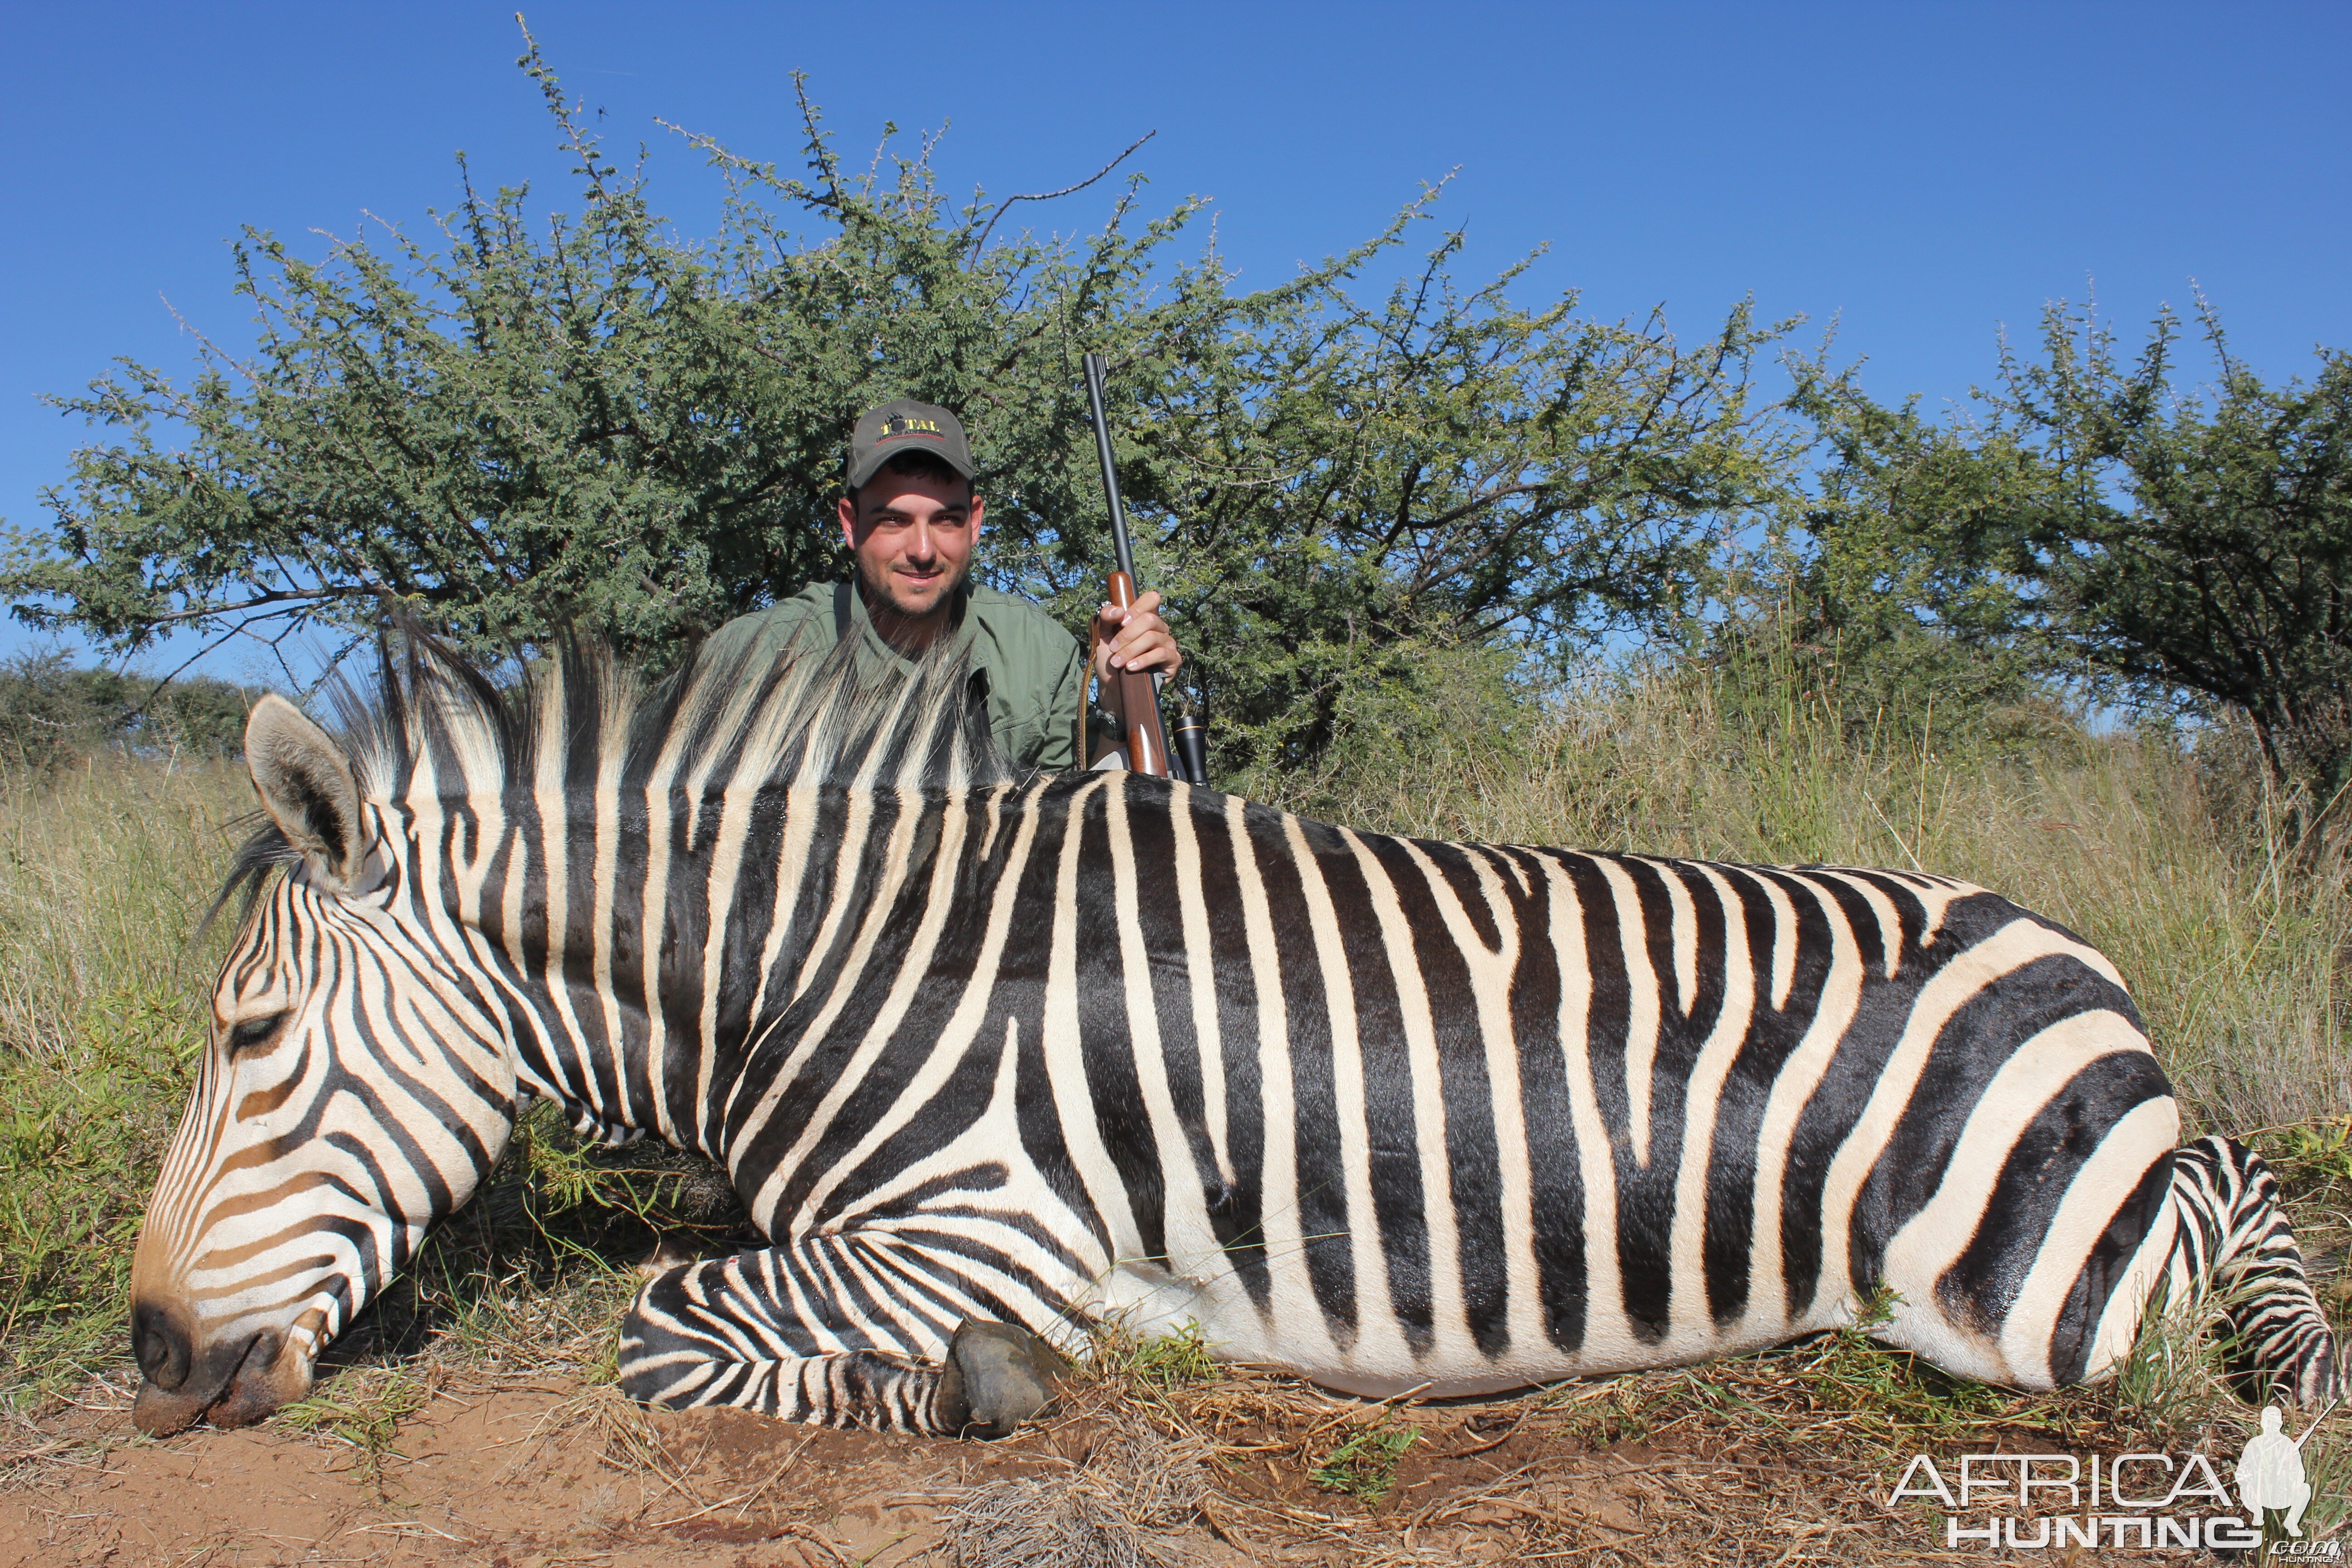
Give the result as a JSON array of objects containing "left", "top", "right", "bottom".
[{"left": 1081, "top": 353, "right": 1209, "bottom": 784}]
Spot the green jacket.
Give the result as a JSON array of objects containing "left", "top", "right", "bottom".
[{"left": 701, "top": 580, "right": 1088, "bottom": 771}]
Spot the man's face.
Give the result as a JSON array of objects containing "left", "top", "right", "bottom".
[{"left": 838, "top": 470, "right": 984, "bottom": 624}]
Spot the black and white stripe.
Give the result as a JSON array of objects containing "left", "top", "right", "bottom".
[{"left": 131, "top": 637, "right": 2339, "bottom": 1434}]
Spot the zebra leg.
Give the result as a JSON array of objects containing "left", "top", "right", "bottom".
[
  {"left": 615, "top": 1245, "right": 1065, "bottom": 1436},
  {"left": 2170, "top": 1135, "right": 2342, "bottom": 1407}
]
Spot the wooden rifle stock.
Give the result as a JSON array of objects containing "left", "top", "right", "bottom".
[{"left": 1102, "top": 569, "right": 1169, "bottom": 777}]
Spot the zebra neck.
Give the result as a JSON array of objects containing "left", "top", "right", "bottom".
[{"left": 471, "top": 780, "right": 999, "bottom": 1161}]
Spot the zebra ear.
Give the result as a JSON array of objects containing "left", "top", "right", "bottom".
[{"left": 245, "top": 695, "right": 367, "bottom": 891}]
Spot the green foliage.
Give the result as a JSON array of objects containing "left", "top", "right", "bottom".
[
  {"left": 1696, "top": 604, "right": 2066, "bottom": 768},
  {"left": 1997, "top": 299, "right": 2352, "bottom": 816},
  {"left": 1235, "top": 635, "right": 1539, "bottom": 815},
  {"left": 1780, "top": 301, "right": 2352, "bottom": 827},
  {"left": 1126, "top": 247, "right": 1791, "bottom": 774},
  {"left": 1310, "top": 1418, "right": 1416, "bottom": 1505},
  {"left": 501, "top": 1098, "right": 747, "bottom": 1244},
  {"left": 1121, "top": 1323, "right": 1217, "bottom": 1390},
  {"left": 5, "top": 29, "right": 1787, "bottom": 779},
  {"left": 1082, "top": 1318, "right": 1219, "bottom": 1402},
  {"left": 1786, "top": 1289, "right": 2017, "bottom": 1443},
  {"left": 1765, "top": 358, "right": 2056, "bottom": 745},
  {"left": 2260, "top": 1115, "right": 2352, "bottom": 1191},
  {"left": 0, "top": 652, "right": 258, "bottom": 768}
]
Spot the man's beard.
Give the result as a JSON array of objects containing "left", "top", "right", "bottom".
[{"left": 857, "top": 554, "right": 964, "bottom": 624}]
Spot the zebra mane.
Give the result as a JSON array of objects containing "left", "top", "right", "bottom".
[
  {"left": 210, "top": 628, "right": 1014, "bottom": 926},
  {"left": 352, "top": 629, "right": 1013, "bottom": 802}
]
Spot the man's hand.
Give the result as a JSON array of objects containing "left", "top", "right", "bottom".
[{"left": 1092, "top": 589, "right": 1183, "bottom": 681}]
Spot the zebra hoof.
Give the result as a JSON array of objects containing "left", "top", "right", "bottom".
[{"left": 943, "top": 1319, "right": 1062, "bottom": 1438}]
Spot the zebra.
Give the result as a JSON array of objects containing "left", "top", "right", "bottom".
[{"left": 129, "top": 636, "right": 2339, "bottom": 1438}]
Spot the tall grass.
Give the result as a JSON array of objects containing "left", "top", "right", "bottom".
[
  {"left": 0, "top": 758, "right": 725, "bottom": 1404},
  {"left": 0, "top": 671, "right": 2342, "bottom": 1411},
  {"left": 0, "top": 760, "right": 250, "bottom": 1395},
  {"left": 0, "top": 757, "right": 249, "bottom": 1061}
]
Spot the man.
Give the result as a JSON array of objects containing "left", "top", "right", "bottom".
[{"left": 702, "top": 397, "right": 1181, "bottom": 770}]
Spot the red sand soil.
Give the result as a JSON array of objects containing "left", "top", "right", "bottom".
[
  {"left": 4, "top": 1383, "right": 1155, "bottom": 1568},
  {"left": 0, "top": 1376, "right": 1722, "bottom": 1566},
  {"left": 0, "top": 1364, "right": 2230, "bottom": 1566}
]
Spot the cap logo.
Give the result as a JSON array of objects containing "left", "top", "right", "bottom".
[{"left": 882, "top": 417, "right": 941, "bottom": 437}]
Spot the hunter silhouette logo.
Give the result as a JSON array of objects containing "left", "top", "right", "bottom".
[
  {"left": 1887, "top": 1401, "right": 2336, "bottom": 1552},
  {"left": 2240, "top": 1401, "right": 2334, "bottom": 1542}
]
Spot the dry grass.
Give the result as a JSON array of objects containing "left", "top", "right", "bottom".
[
  {"left": 274, "top": 1366, "right": 428, "bottom": 1494},
  {"left": 0, "top": 681, "right": 2344, "bottom": 1562},
  {"left": 0, "top": 755, "right": 249, "bottom": 1062},
  {"left": 0, "top": 759, "right": 250, "bottom": 1397},
  {"left": 942, "top": 1414, "right": 1213, "bottom": 1568},
  {"left": 1052, "top": 1305, "right": 2350, "bottom": 1564}
]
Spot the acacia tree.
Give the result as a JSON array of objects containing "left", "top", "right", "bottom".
[
  {"left": 5, "top": 34, "right": 1788, "bottom": 778},
  {"left": 1998, "top": 302, "right": 2352, "bottom": 813},
  {"left": 1761, "top": 358, "right": 2055, "bottom": 741},
  {"left": 1781, "top": 302, "right": 2352, "bottom": 827}
]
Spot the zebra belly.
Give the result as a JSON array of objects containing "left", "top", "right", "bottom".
[
  {"left": 1285, "top": 1316, "right": 1856, "bottom": 1399},
  {"left": 1078, "top": 1085, "right": 2182, "bottom": 1400},
  {"left": 1088, "top": 1254, "right": 1852, "bottom": 1398}
]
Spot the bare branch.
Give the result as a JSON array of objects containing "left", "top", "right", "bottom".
[{"left": 969, "top": 131, "right": 1157, "bottom": 260}]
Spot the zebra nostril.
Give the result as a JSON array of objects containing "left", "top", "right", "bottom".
[{"left": 131, "top": 1300, "right": 192, "bottom": 1391}]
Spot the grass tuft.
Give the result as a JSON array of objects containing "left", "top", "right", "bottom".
[
  {"left": 1309, "top": 1419, "right": 1416, "bottom": 1505},
  {"left": 943, "top": 1413, "right": 1210, "bottom": 1568},
  {"left": 276, "top": 1367, "right": 427, "bottom": 1493},
  {"left": 1086, "top": 1320, "right": 1218, "bottom": 1393}
]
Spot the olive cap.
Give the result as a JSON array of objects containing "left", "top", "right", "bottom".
[{"left": 848, "top": 397, "right": 975, "bottom": 490}]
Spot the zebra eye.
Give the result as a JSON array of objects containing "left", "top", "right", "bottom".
[{"left": 226, "top": 1013, "right": 287, "bottom": 1052}]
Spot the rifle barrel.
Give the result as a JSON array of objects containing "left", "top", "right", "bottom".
[{"left": 1082, "top": 353, "right": 1138, "bottom": 582}]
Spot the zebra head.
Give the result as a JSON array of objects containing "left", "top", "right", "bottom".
[{"left": 130, "top": 694, "right": 518, "bottom": 1436}]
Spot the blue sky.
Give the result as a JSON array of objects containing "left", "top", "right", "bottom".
[{"left": 2, "top": 1, "right": 2347, "bottom": 682}]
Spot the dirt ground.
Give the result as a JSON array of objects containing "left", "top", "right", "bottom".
[
  {"left": 0, "top": 1355, "right": 2287, "bottom": 1566},
  {"left": 6, "top": 1375, "right": 1148, "bottom": 1568}
]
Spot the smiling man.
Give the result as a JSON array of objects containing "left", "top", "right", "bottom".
[{"left": 702, "top": 398, "right": 1180, "bottom": 771}]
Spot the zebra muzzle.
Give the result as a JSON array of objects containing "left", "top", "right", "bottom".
[{"left": 131, "top": 1323, "right": 305, "bottom": 1436}]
